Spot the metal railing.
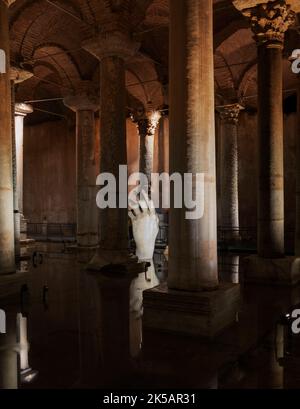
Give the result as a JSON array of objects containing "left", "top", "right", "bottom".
[
  {"left": 27, "top": 221, "right": 295, "bottom": 253},
  {"left": 217, "top": 226, "right": 295, "bottom": 252},
  {"left": 27, "top": 223, "right": 76, "bottom": 242}
]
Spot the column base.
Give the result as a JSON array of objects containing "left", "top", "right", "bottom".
[
  {"left": 77, "top": 236, "right": 99, "bottom": 249},
  {"left": 241, "top": 255, "right": 300, "bottom": 286},
  {"left": 143, "top": 282, "right": 240, "bottom": 338},
  {"left": 88, "top": 249, "right": 140, "bottom": 272},
  {"left": 66, "top": 243, "right": 99, "bottom": 253}
]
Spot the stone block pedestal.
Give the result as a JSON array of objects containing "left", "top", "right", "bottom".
[{"left": 143, "top": 282, "right": 240, "bottom": 338}]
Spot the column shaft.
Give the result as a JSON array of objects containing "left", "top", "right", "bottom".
[
  {"left": 0, "top": 1, "right": 15, "bottom": 274},
  {"left": 168, "top": 0, "right": 218, "bottom": 291},
  {"left": 15, "top": 114, "right": 25, "bottom": 214},
  {"left": 99, "top": 56, "right": 128, "bottom": 251},
  {"left": 221, "top": 121, "right": 239, "bottom": 232},
  {"left": 76, "top": 109, "right": 98, "bottom": 247},
  {"left": 257, "top": 45, "right": 284, "bottom": 258},
  {"left": 158, "top": 117, "right": 166, "bottom": 174},
  {"left": 217, "top": 104, "right": 242, "bottom": 241},
  {"left": 295, "top": 83, "right": 300, "bottom": 256},
  {"left": 10, "top": 82, "right": 20, "bottom": 261},
  {"left": 139, "top": 127, "right": 154, "bottom": 183},
  {"left": 137, "top": 111, "right": 161, "bottom": 188}
]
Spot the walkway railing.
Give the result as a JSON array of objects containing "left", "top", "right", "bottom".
[
  {"left": 27, "top": 223, "right": 76, "bottom": 242},
  {"left": 27, "top": 222, "right": 295, "bottom": 253}
]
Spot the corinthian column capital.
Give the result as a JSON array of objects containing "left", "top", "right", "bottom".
[
  {"left": 233, "top": 0, "right": 299, "bottom": 46},
  {"left": 216, "top": 103, "right": 244, "bottom": 125},
  {"left": 131, "top": 110, "right": 161, "bottom": 137}
]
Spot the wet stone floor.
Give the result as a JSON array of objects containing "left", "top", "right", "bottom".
[{"left": 0, "top": 243, "right": 300, "bottom": 389}]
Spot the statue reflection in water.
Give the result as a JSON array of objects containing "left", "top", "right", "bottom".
[{"left": 17, "top": 313, "right": 38, "bottom": 385}]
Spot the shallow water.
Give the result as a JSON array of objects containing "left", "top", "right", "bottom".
[{"left": 0, "top": 244, "right": 300, "bottom": 389}]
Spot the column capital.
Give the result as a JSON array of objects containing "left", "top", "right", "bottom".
[
  {"left": 10, "top": 66, "right": 33, "bottom": 84},
  {"left": 216, "top": 103, "right": 244, "bottom": 124},
  {"left": 82, "top": 28, "right": 140, "bottom": 61},
  {"left": 63, "top": 81, "right": 99, "bottom": 112},
  {"left": 233, "top": 0, "right": 298, "bottom": 46},
  {"left": 15, "top": 103, "right": 33, "bottom": 117},
  {"left": 131, "top": 110, "right": 161, "bottom": 136}
]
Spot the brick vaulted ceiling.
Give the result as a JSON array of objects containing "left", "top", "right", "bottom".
[{"left": 7, "top": 0, "right": 300, "bottom": 122}]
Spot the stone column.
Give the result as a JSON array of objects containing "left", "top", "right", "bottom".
[
  {"left": 15, "top": 104, "right": 33, "bottom": 236},
  {"left": 10, "top": 68, "right": 33, "bottom": 261},
  {"left": 83, "top": 27, "right": 141, "bottom": 268},
  {"left": 133, "top": 110, "right": 161, "bottom": 191},
  {"left": 0, "top": 0, "right": 15, "bottom": 274},
  {"left": 82, "top": 28, "right": 144, "bottom": 380},
  {"left": 10, "top": 81, "right": 20, "bottom": 261},
  {"left": 143, "top": 0, "right": 240, "bottom": 338},
  {"left": 64, "top": 82, "right": 99, "bottom": 248},
  {"left": 217, "top": 104, "right": 243, "bottom": 242},
  {"left": 233, "top": 0, "right": 300, "bottom": 285},
  {"left": 295, "top": 74, "right": 300, "bottom": 256},
  {"left": 168, "top": 0, "right": 218, "bottom": 291},
  {"left": 0, "top": 311, "right": 18, "bottom": 389}
]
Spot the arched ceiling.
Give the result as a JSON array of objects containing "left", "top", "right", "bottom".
[{"left": 8, "top": 0, "right": 300, "bottom": 121}]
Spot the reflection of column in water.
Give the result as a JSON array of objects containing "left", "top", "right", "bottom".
[
  {"left": 18, "top": 313, "right": 28, "bottom": 370},
  {"left": 130, "top": 261, "right": 159, "bottom": 357},
  {"left": 220, "top": 254, "right": 240, "bottom": 284},
  {"left": 257, "top": 331, "right": 283, "bottom": 389},
  {"left": 17, "top": 313, "right": 38, "bottom": 384},
  {"left": 0, "top": 311, "right": 18, "bottom": 389}
]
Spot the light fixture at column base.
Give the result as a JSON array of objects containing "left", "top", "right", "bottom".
[
  {"left": 241, "top": 255, "right": 300, "bottom": 286},
  {"left": 143, "top": 283, "right": 240, "bottom": 338}
]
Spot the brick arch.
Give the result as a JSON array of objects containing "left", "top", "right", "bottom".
[
  {"left": 238, "top": 62, "right": 257, "bottom": 101},
  {"left": 32, "top": 43, "right": 81, "bottom": 88}
]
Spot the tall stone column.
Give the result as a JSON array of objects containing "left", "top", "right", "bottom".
[
  {"left": 295, "top": 75, "right": 300, "bottom": 256},
  {"left": 0, "top": 311, "right": 18, "bottom": 389},
  {"left": 233, "top": 0, "right": 300, "bottom": 285},
  {"left": 64, "top": 82, "right": 99, "bottom": 248},
  {"left": 10, "top": 81, "right": 20, "bottom": 261},
  {"left": 83, "top": 27, "right": 141, "bottom": 267},
  {"left": 82, "top": 26, "right": 143, "bottom": 381},
  {"left": 15, "top": 103, "right": 33, "bottom": 237},
  {"left": 217, "top": 104, "right": 243, "bottom": 242},
  {"left": 288, "top": 50, "right": 300, "bottom": 256},
  {"left": 168, "top": 0, "right": 218, "bottom": 291},
  {"left": 0, "top": 0, "right": 15, "bottom": 274},
  {"left": 133, "top": 110, "right": 161, "bottom": 191},
  {"left": 10, "top": 67, "right": 33, "bottom": 261},
  {"left": 143, "top": 0, "right": 240, "bottom": 338}
]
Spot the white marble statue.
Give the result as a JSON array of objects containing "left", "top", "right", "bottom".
[{"left": 128, "top": 191, "right": 159, "bottom": 346}]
